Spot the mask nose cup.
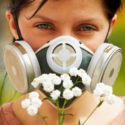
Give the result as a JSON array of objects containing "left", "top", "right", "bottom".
[{"left": 36, "top": 36, "right": 85, "bottom": 74}]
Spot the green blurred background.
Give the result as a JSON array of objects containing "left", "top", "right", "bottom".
[
  {"left": 0, "top": 1, "right": 125, "bottom": 96},
  {"left": 109, "top": 4, "right": 125, "bottom": 95}
]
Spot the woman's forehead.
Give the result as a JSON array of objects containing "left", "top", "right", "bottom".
[
  {"left": 20, "top": 0, "right": 105, "bottom": 19},
  {"left": 28, "top": 0, "right": 102, "bottom": 8}
]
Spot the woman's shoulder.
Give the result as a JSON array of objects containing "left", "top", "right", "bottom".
[
  {"left": 109, "top": 96, "right": 125, "bottom": 125},
  {"left": 90, "top": 96, "right": 125, "bottom": 125},
  {"left": 121, "top": 96, "right": 125, "bottom": 103},
  {"left": 0, "top": 103, "right": 23, "bottom": 125}
]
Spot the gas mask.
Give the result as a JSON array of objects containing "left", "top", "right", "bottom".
[{"left": 4, "top": 36, "right": 122, "bottom": 95}]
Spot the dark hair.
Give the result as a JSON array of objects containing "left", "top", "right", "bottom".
[
  {"left": 8, "top": 0, "right": 122, "bottom": 39},
  {"left": 9, "top": 0, "right": 47, "bottom": 40},
  {"left": 9, "top": 0, "right": 122, "bottom": 20},
  {"left": 102, "top": 0, "right": 122, "bottom": 20}
]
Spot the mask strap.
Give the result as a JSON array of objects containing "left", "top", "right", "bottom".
[
  {"left": 104, "top": 20, "right": 112, "bottom": 43},
  {"left": 13, "top": 13, "right": 23, "bottom": 41}
]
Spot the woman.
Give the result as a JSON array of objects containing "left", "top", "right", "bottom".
[{"left": 0, "top": 0, "right": 124, "bottom": 125}]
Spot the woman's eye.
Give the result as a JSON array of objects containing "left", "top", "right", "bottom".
[
  {"left": 35, "top": 23, "right": 54, "bottom": 30},
  {"left": 78, "top": 25, "right": 97, "bottom": 32}
]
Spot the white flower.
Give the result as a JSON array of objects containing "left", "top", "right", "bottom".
[
  {"left": 105, "top": 94, "right": 116, "bottom": 104},
  {"left": 61, "top": 73, "right": 70, "bottom": 81},
  {"left": 21, "top": 92, "right": 43, "bottom": 117},
  {"left": 72, "top": 87, "right": 82, "bottom": 97},
  {"left": 69, "top": 67, "right": 78, "bottom": 76},
  {"left": 39, "top": 74, "right": 51, "bottom": 85},
  {"left": 30, "top": 98, "right": 42, "bottom": 108},
  {"left": 93, "top": 83, "right": 105, "bottom": 97},
  {"left": 43, "top": 82, "right": 54, "bottom": 93},
  {"left": 77, "top": 69, "right": 86, "bottom": 78},
  {"left": 93, "top": 83, "right": 113, "bottom": 97},
  {"left": 103, "top": 85, "right": 113, "bottom": 96},
  {"left": 31, "top": 80, "right": 40, "bottom": 88},
  {"left": 93, "top": 86, "right": 104, "bottom": 97},
  {"left": 29, "top": 92, "right": 39, "bottom": 99},
  {"left": 21, "top": 99, "right": 31, "bottom": 109},
  {"left": 27, "top": 105, "right": 38, "bottom": 116},
  {"left": 63, "top": 79, "right": 73, "bottom": 89},
  {"left": 63, "top": 89, "right": 74, "bottom": 100},
  {"left": 34, "top": 76, "right": 44, "bottom": 83},
  {"left": 49, "top": 73, "right": 61, "bottom": 85},
  {"left": 50, "top": 90, "right": 61, "bottom": 100},
  {"left": 31, "top": 74, "right": 51, "bottom": 88},
  {"left": 81, "top": 74, "right": 91, "bottom": 86}
]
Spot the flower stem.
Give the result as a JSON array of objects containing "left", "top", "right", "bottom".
[
  {"left": 57, "top": 99, "right": 67, "bottom": 125},
  {"left": 58, "top": 108, "right": 65, "bottom": 125},
  {"left": 72, "top": 81, "right": 82, "bottom": 88},
  {"left": 81, "top": 99, "right": 104, "bottom": 125}
]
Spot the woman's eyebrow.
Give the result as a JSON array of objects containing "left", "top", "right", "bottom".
[
  {"left": 30, "top": 14, "right": 104, "bottom": 28},
  {"left": 33, "top": 14, "right": 101, "bottom": 22},
  {"left": 31, "top": 14, "right": 58, "bottom": 23}
]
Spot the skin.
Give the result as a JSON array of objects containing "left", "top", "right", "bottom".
[
  {"left": 6, "top": 0, "right": 115, "bottom": 52},
  {"left": 12, "top": 90, "right": 124, "bottom": 125},
  {"left": 5, "top": 0, "right": 124, "bottom": 125}
]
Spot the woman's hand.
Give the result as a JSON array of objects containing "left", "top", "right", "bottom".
[
  {"left": 12, "top": 90, "right": 99, "bottom": 125},
  {"left": 12, "top": 89, "right": 58, "bottom": 125}
]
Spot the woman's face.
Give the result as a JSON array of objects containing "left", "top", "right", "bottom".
[{"left": 8, "top": 0, "right": 111, "bottom": 52}]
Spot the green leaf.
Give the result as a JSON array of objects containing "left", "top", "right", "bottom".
[
  {"left": 64, "top": 113, "right": 74, "bottom": 117},
  {"left": 78, "top": 120, "right": 81, "bottom": 125}
]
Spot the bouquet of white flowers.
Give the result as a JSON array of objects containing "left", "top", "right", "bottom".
[
  {"left": 21, "top": 67, "right": 116, "bottom": 125},
  {"left": 31, "top": 67, "right": 91, "bottom": 108}
]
